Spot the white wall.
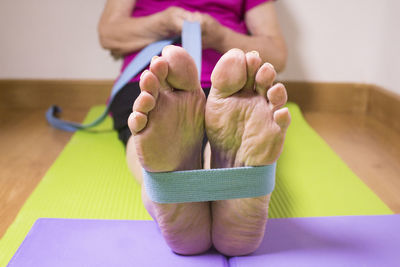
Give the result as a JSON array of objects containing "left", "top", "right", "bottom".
[
  {"left": 0, "top": 0, "right": 399, "bottom": 95},
  {"left": 0, "top": 0, "right": 119, "bottom": 79},
  {"left": 276, "top": 0, "right": 400, "bottom": 95}
]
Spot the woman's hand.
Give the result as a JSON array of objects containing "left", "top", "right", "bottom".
[
  {"left": 187, "top": 2, "right": 287, "bottom": 72},
  {"left": 159, "top": 7, "right": 193, "bottom": 37},
  {"left": 187, "top": 12, "right": 225, "bottom": 50},
  {"left": 98, "top": 1, "right": 192, "bottom": 56}
]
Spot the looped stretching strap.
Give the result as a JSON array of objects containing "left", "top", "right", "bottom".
[
  {"left": 182, "top": 21, "right": 202, "bottom": 78},
  {"left": 143, "top": 164, "right": 276, "bottom": 203},
  {"left": 46, "top": 22, "right": 200, "bottom": 131},
  {"left": 46, "top": 21, "right": 276, "bottom": 203}
]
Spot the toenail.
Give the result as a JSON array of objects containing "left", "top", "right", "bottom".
[
  {"left": 265, "top": 62, "right": 275, "bottom": 70},
  {"left": 251, "top": 51, "right": 259, "bottom": 57},
  {"left": 140, "top": 70, "right": 149, "bottom": 79},
  {"left": 151, "top": 56, "right": 159, "bottom": 62}
]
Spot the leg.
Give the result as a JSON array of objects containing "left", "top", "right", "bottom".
[
  {"left": 203, "top": 142, "right": 211, "bottom": 170},
  {"left": 126, "top": 136, "right": 144, "bottom": 185},
  {"left": 127, "top": 45, "right": 212, "bottom": 255},
  {"left": 206, "top": 49, "right": 291, "bottom": 256}
]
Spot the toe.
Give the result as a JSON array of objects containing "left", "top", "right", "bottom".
[
  {"left": 267, "top": 83, "right": 288, "bottom": 111},
  {"left": 243, "top": 51, "right": 262, "bottom": 92},
  {"left": 149, "top": 56, "right": 169, "bottom": 91},
  {"left": 255, "top": 63, "right": 276, "bottom": 96},
  {"left": 139, "top": 70, "right": 160, "bottom": 99},
  {"left": 211, "top": 48, "right": 247, "bottom": 98},
  {"left": 133, "top": 91, "right": 156, "bottom": 114},
  {"left": 161, "top": 45, "right": 201, "bottom": 91},
  {"left": 273, "top": 107, "right": 291, "bottom": 131},
  {"left": 128, "top": 111, "right": 148, "bottom": 134}
]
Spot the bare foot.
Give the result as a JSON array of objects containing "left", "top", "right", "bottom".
[
  {"left": 206, "top": 49, "right": 291, "bottom": 256},
  {"left": 128, "top": 45, "right": 211, "bottom": 255}
]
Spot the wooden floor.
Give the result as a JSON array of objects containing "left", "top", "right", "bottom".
[
  {"left": 0, "top": 80, "right": 399, "bottom": 239},
  {"left": 303, "top": 112, "right": 400, "bottom": 212},
  {"left": 0, "top": 107, "right": 89, "bottom": 238}
]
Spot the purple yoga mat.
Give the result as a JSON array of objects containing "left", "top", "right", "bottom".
[
  {"left": 8, "top": 215, "right": 400, "bottom": 267},
  {"left": 230, "top": 215, "right": 400, "bottom": 267},
  {"left": 7, "top": 219, "right": 226, "bottom": 267}
]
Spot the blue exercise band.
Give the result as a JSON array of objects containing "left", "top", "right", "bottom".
[
  {"left": 143, "top": 164, "right": 276, "bottom": 203},
  {"left": 181, "top": 21, "right": 202, "bottom": 78},
  {"left": 46, "top": 22, "right": 200, "bottom": 131}
]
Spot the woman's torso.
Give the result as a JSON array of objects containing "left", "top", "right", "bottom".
[{"left": 122, "top": 0, "right": 263, "bottom": 88}]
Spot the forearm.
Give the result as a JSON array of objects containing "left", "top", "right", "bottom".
[
  {"left": 98, "top": 13, "right": 171, "bottom": 55},
  {"left": 213, "top": 26, "right": 287, "bottom": 72}
]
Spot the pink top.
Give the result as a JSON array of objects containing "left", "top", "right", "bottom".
[{"left": 121, "top": 0, "right": 271, "bottom": 88}]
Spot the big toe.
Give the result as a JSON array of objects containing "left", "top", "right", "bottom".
[
  {"left": 160, "top": 45, "right": 201, "bottom": 91},
  {"left": 210, "top": 48, "right": 247, "bottom": 97}
]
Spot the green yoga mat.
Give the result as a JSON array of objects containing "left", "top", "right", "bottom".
[{"left": 0, "top": 103, "right": 392, "bottom": 266}]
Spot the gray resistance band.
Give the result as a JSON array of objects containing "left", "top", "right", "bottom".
[{"left": 143, "top": 164, "right": 276, "bottom": 203}]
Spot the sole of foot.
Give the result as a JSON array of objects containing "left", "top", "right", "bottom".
[
  {"left": 206, "top": 49, "right": 291, "bottom": 256},
  {"left": 128, "top": 45, "right": 211, "bottom": 255}
]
